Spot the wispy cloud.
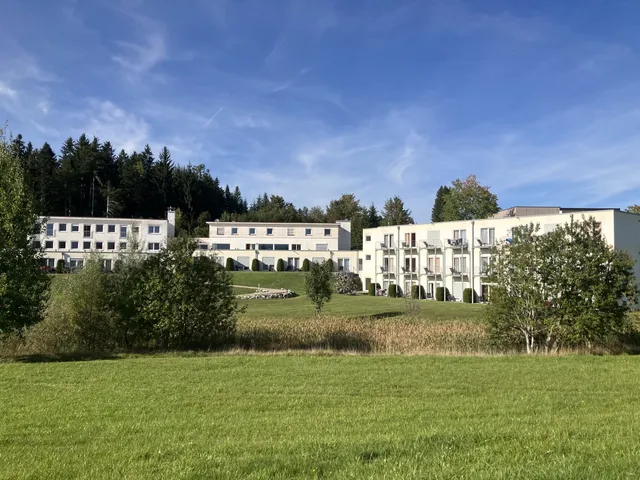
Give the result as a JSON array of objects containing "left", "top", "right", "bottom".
[
  {"left": 80, "top": 100, "right": 150, "bottom": 153},
  {"left": 0, "top": 82, "right": 18, "bottom": 99},
  {"left": 111, "top": 11, "right": 167, "bottom": 75}
]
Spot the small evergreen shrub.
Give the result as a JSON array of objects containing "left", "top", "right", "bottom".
[
  {"left": 335, "top": 272, "right": 362, "bottom": 294},
  {"left": 325, "top": 259, "right": 335, "bottom": 272},
  {"left": 411, "top": 285, "right": 426, "bottom": 299},
  {"left": 225, "top": 257, "right": 234, "bottom": 271},
  {"left": 276, "top": 259, "right": 285, "bottom": 272},
  {"left": 388, "top": 284, "right": 397, "bottom": 298},
  {"left": 463, "top": 288, "right": 477, "bottom": 303},
  {"left": 55, "top": 259, "right": 65, "bottom": 274},
  {"left": 368, "top": 284, "right": 376, "bottom": 296},
  {"left": 436, "top": 286, "right": 450, "bottom": 302},
  {"left": 251, "top": 258, "right": 260, "bottom": 272},
  {"left": 301, "top": 259, "right": 310, "bottom": 272}
]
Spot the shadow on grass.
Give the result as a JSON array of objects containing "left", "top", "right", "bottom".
[
  {"left": 235, "top": 329, "right": 374, "bottom": 352},
  {"left": 11, "top": 352, "right": 122, "bottom": 363},
  {"left": 355, "top": 311, "right": 403, "bottom": 320}
]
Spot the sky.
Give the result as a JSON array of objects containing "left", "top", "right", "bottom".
[{"left": 1, "top": 0, "right": 639, "bottom": 223}]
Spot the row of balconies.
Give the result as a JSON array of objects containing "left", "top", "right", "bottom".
[
  {"left": 379, "top": 266, "right": 490, "bottom": 276},
  {"left": 377, "top": 238, "right": 503, "bottom": 251}
]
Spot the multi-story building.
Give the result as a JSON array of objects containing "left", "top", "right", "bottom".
[
  {"left": 195, "top": 220, "right": 359, "bottom": 272},
  {"left": 36, "top": 209, "right": 176, "bottom": 271},
  {"left": 360, "top": 207, "right": 640, "bottom": 301}
]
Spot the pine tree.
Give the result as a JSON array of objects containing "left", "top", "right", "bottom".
[
  {"left": 431, "top": 186, "right": 450, "bottom": 223},
  {"left": 382, "top": 196, "right": 414, "bottom": 225}
]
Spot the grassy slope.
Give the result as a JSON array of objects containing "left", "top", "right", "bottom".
[
  {"left": 231, "top": 271, "right": 307, "bottom": 293},
  {"left": 1, "top": 356, "right": 639, "bottom": 479}
]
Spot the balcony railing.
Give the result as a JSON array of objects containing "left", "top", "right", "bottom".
[
  {"left": 377, "top": 241, "right": 397, "bottom": 250},
  {"left": 401, "top": 267, "right": 417, "bottom": 274},
  {"left": 380, "top": 266, "right": 395, "bottom": 274},
  {"left": 422, "top": 240, "right": 442, "bottom": 249},
  {"left": 450, "top": 267, "right": 468, "bottom": 275},
  {"left": 401, "top": 242, "right": 417, "bottom": 249},
  {"left": 424, "top": 267, "right": 441, "bottom": 275},
  {"left": 447, "top": 238, "right": 468, "bottom": 248},
  {"left": 476, "top": 238, "right": 496, "bottom": 248}
]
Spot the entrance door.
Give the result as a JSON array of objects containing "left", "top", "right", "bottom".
[{"left": 428, "top": 282, "right": 435, "bottom": 299}]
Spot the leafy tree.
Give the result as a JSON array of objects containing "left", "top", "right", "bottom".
[
  {"left": 0, "top": 127, "right": 50, "bottom": 334},
  {"left": 382, "top": 196, "right": 414, "bottom": 225},
  {"left": 486, "top": 218, "right": 636, "bottom": 353},
  {"left": 626, "top": 205, "right": 640, "bottom": 214},
  {"left": 326, "top": 194, "right": 360, "bottom": 222},
  {"left": 431, "top": 186, "right": 450, "bottom": 223},
  {"left": 305, "top": 261, "right": 333, "bottom": 315},
  {"left": 442, "top": 175, "right": 499, "bottom": 221}
]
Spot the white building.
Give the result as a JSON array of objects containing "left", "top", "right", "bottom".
[
  {"left": 36, "top": 209, "right": 176, "bottom": 271},
  {"left": 195, "top": 220, "right": 359, "bottom": 272},
  {"left": 360, "top": 207, "right": 640, "bottom": 301}
]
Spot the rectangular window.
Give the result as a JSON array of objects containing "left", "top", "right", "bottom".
[
  {"left": 45, "top": 240, "right": 54, "bottom": 249},
  {"left": 148, "top": 243, "right": 160, "bottom": 251},
  {"left": 274, "top": 244, "right": 288, "bottom": 251},
  {"left": 107, "top": 242, "right": 115, "bottom": 250},
  {"left": 287, "top": 228, "right": 294, "bottom": 236},
  {"left": 404, "top": 257, "right": 417, "bottom": 272},
  {"left": 46, "top": 224, "right": 54, "bottom": 236},
  {"left": 267, "top": 228, "right": 273, "bottom": 236},
  {"left": 217, "top": 227, "right": 224, "bottom": 235},
  {"left": 480, "top": 256, "right": 491, "bottom": 274},
  {"left": 71, "top": 241, "right": 79, "bottom": 249},
  {"left": 338, "top": 258, "right": 350, "bottom": 272},
  {"left": 58, "top": 241, "right": 66, "bottom": 249},
  {"left": 366, "top": 254, "right": 371, "bottom": 260},
  {"left": 96, "top": 242, "right": 103, "bottom": 250},
  {"left": 383, "top": 234, "right": 395, "bottom": 248},
  {"left": 120, "top": 242, "right": 127, "bottom": 250},
  {"left": 316, "top": 243, "right": 328, "bottom": 251},
  {"left": 104, "top": 259, "right": 112, "bottom": 272},
  {"left": 120, "top": 226, "right": 127, "bottom": 238},
  {"left": 453, "top": 229, "right": 467, "bottom": 241},
  {"left": 258, "top": 244, "right": 274, "bottom": 250},
  {"left": 148, "top": 225, "right": 160, "bottom": 234},
  {"left": 231, "top": 227, "right": 238, "bottom": 235},
  {"left": 249, "top": 228, "right": 256, "bottom": 235},
  {"left": 108, "top": 225, "right": 116, "bottom": 233},
  {"left": 291, "top": 244, "right": 301, "bottom": 251},
  {"left": 133, "top": 226, "right": 139, "bottom": 234},
  {"left": 305, "top": 228, "right": 312, "bottom": 236},
  {"left": 84, "top": 225, "right": 91, "bottom": 238},
  {"left": 245, "top": 244, "right": 255, "bottom": 250},
  {"left": 324, "top": 228, "right": 331, "bottom": 236},
  {"left": 404, "top": 232, "right": 416, "bottom": 247},
  {"left": 96, "top": 224, "right": 104, "bottom": 233},
  {"left": 71, "top": 224, "right": 79, "bottom": 232},
  {"left": 59, "top": 223, "right": 67, "bottom": 232},
  {"left": 212, "top": 243, "right": 231, "bottom": 250},
  {"left": 358, "top": 259, "right": 363, "bottom": 271},
  {"left": 83, "top": 241, "right": 91, "bottom": 249},
  {"left": 453, "top": 256, "right": 467, "bottom": 273},
  {"left": 365, "top": 235, "right": 371, "bottom": 242},
  {"left": 480, "top": 228, "right": 495, "bottom": 245},
  {"left": 198, "top": 244, "right": 208, "bottom": 251}
]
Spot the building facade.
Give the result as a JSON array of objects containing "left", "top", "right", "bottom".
[{"left": 360, "top": 208, "right": 640, "bottom": 301}]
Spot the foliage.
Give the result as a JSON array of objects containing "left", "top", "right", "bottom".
[
  {"left": 325, "top": 258, "right": 335, "bottom": 272},
  {"left": 276, "top": 258, "right": 285, "bottom": 272},
  {"left": 140, "top": 238, "right": 238, "bottom": 349},
  {"left": 388, "top": 284, "right": 398, "bottom": 298},
  {"left": 301, "top": 259, "right": 310, "bottom": 272},
  {"left": 436, "top": 287, "right": 449, "bottom": 302},
  {"left": 626, "top": 205, "right": 640, "bottom": 214},
  {"left": 334, "top": 272, "right": 363, "bottom": 294},
  {"left": 411, "top": 285, "right": 426, "bottom": 299},
  {"left": 431, "top": 186, "right": 451, "bottom": 222},
  {"left": 226, "top": 257, "right": 234, "bottom": 271},
  {"left": 463, "top": 288, "right": 477, "bottom": 303},
  {"left": 55, "top": 259, "right": 65, "bottom": 274},
  {"left": 0, "top": 128, "right": 50, "bottom": 334},
  {"left": 382, "top": 196, "right": 414, "bottom": 225},
  {"left": 442, "top": 174, "right": 500, "bottom": 221},
  {"left": 251, "top": 258, "right": 260, "bottom": 272},
  {"left": 486, "top": 217, "right": 637, "bottom": 353},
  {"left": 368, "top": 283, "right": 376, "bottom": 296},
  {"left": 304, "top": 261, "right": 334, "bottom": 315}
]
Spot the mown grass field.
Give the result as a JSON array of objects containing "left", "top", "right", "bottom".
[
  {"left": 231, "top": 271, "right": 307, "bottom": 293},
  {"left": 1, "top": 355, "right": 639, "bottom": 479}
]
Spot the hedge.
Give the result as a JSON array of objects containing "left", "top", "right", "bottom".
[
  {"left": 388, "top": 284, "right": 398, "bottom": 298},
  {"left": 225, "top": 257, "right": 234, "bottom": 271},
  {"left": 436, "top": 286, "right": 450, "bottom": 302},
  {"left": 325, "top": 259, "right": 335, "bottom": 272},
  {"left": 276, "top": 259, "right": 285, "bottom": 272},
  {"left": 368, "top": 284, "right": 376, "bottom": 296},
  {"left": 463, "top": 288, "right": 478, "bottom": 303},
  {"left": 411, "top": 285, "right": 426, "bottom": 299},
  {"left": 55, "top": 259, "right": 65, "bottom": 274},
  {"left": 251, "top": 258, "right": 260, "bottom": 271}
]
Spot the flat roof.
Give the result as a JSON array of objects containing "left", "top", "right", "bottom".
[{"left": 40, "top": 216, "right": 167, "bottom": 223}]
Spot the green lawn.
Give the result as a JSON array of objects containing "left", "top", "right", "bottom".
[
  {"left": 1, "top": 356, "right": 639, "bottom": 479},
  {"left": 231, "top": 271, "right": 307, "bottom": 293}
]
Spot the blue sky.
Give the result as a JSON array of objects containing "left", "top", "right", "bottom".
[{"left": 1, "top": 0, "right": 639, "bottom": 222}]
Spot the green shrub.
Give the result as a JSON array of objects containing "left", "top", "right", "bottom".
[
  {"left": 411, "top": 285, "right": 426, "bottom": 299},
  {"left": 301, "top": 259, "right": 310, "bottom": 272},
  {"left": 251, "top": 258, "right": 260, "bottom": 272},
  {"left": 368, "top": 284, "right": 376, "bottom": 296},
  {"left": 225, "top": 257, "right": 234, "bottom": 271},
  {"left": 388, "top": 284, "right": 397, "bottom": 298},
  {"left": 305, "top": 262, "right": 333, "bottom": 315},
  {"left": 335, "top": 272, "right": 362, "bottom": 294},
  {"left": 276, "top": 259, "right": 285, "bottom": 272},
  {"left": 55, "top": 259, "right": 65, "bottom": 274},
  {"left": 436, "top": 286, "right": 450, "bottom": 302},
  {"left": 113, "top": 259, "right": 123, "bottom": 273},
  {"left": 463, "top": 288, "right": 477, "bottom": 303},
  {"left": 325, "top": 259, "right": 335, "bottom": 272}
]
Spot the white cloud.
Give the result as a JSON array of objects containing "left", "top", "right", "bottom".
[
  {"left": 0, "top": 82, "right": 18, "bottom": 99},
  {"left": 81, "top": 101, "right": 150, "bottom": 153},
  {"left": 113, "top": 31, "right": 166, "bottom": 74}
]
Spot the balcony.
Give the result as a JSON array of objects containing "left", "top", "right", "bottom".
[
  {"left": 401, "top": 267, "right": 417, "bottom": 275},
  {"left": 422, "top": 240, "right": 442, "bottom": 249},
  {"left": 447, "top": 238, "right": 468, "bottom": 249},
  {"left": 449, "top": 267, "right": 468, "bottom": 276},
  {"left": 379, "top": 266, "right": 395, "bottom": 275},
  {"left": 401, "top": 241, "right": 417, "bottom": 250},
  {"left": 475, "top": 238, "right": 496, "bottom": 248},
  {"left": 423, "top": 267, "right": 441, "bottom": 275}
]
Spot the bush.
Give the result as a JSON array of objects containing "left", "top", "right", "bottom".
[
  {"left": 436, "top": 287, "right": 450, "bottom": 302},
  {"left": 276, "top": 259, "right": 285, "bottom": 272},
  {"left": 411, "top": 285, "right": 426, "bottom": 299},
  {"left": 251, "top": 258, "right": 260, "bottom": 272},
  {"left": 368, "top": 284, "right": 376, "bottom": 296},
  {"left": 388, "top": 284, "right": 397, "bottom": 298},
  {"left": 305, "top": 261, "right": 333, "bottom": 315},
  {"left": 55, "top": 259, "right": 65, "bottom": 274},
  {"left": 113, "top": 259, "right": 123, "bottom": 273},
  {"left": 225, "top": 257, "right": 234, "bottom": 271},
  {"left": 325, "top": 258, "right": 335, "bottom": 272},
  {"left": 335, "top": 272, "right": 362, "bottom": 294},
  {"left": 301, "top": 259, "right": 310, "bottom": 272},
  {"left": 463, "top": 288, "right": 477, "bottom": 303}
]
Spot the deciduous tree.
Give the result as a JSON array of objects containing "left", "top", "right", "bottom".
[
  {"left": 442, "top": 175, "right": 499, "bottom": 221},
  {"left": 305, "top": 261, "right": 334, "bottom": 315}
]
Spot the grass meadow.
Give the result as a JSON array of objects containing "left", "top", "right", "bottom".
[{"left": 2, "top": 355, "right": 640, "bottom": 479}]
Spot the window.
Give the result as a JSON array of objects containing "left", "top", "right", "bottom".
[
  {"left": 120, "top": 242, "right": 127, "bottom": 250},
  {"left": 33, "top": 241, "right": 41, "bottom": 249},
  {"left": 316, "top": 243, "right": 328, "bottom": 251},
  {"left": 108, "top": 225, "right": 116, "bottom": 233},
  {"left": 249, "top": 228, "right": 256, "bottom": 235},
  {"left": 383, "top": 234, "right": 394, "bottom": 248},
  {"left": 132, "top": 226, "right": 139, "bottom": 234},
  {"left": 274, "top": 244, "right": 289, "bottom": 251},
  {"left": 120, "top": 226, "right": 127, "bottom": 238},
  {"left": 338, "top": 258, "right": 350, "bottom": 272},
  {"left": 45, "top": 240, "right": 54, "bottom": 249},
  {"left": 366, "top": 255, "right": 371, "bottom": 260},
  {"left": 71, "top": 241, "right": 79, "bottom": 249},
  {"left": 107, "top": 242, "right": 115, "bottom": 250},
  {"left": 258, "top": 244, "right": 274, "bottom": 250},
  {"left": 96, "top": 242, "right": 103, "bottom": 250},
  {"left": 46, "top": 224, "right": 54, "bottom": 236},
  {"left": 83, "top": 241, "right": 91, "bottom": 249},
  {"left": 291, "top": 244, "right": 301, "bottom": 251},
  {"left": 217, "top": 227, "right": 224, "bottom": 235},
  {"left": 480, "top": 256, "right": 491, "bottom": 274},
  {"left": 198, "top": 244, "right": 208, "bottom": 251},
  {"left": 96, "top": 224, "right": 104, "bottom": 233},
  {"left": 287, "top": 228, "right": 294, "bottom": 236},
  {"left": 84, "top": 225, "right": 91, "bottom": 238},
  {"left": 404, "top": 257, "right": 416, "bottom": 273},
  {"left": 358, "top": 259, "right": 363, "bottom": 272},
  {"left": 212, "top": 243, "right": 231, "bottom": 250},
  {"left": 453, "top": 256, "right": 467, "bottom": 273},
  {"left": 267, "top": 228, "right": 273, "bottom": 236},
  {"left": 58, "top": 241, "right": 66, "bottom": 249},
  {"left": 231, "top": 227, "right": 238, "bottom": 235},
  {"left": 453, "top": 229, "right": 467, "bottom": 241},
  {"left": 59, "top": 223, "right": 67, "bottom": 232},
  {"left": 480, "top": 228, "right": 495, "bottom": 245},
  {"left": 148, "top": 243, "right": 160, "bottom": 251},
  {"left": 404, "top": 232, "right": 416, "bottom": 248},
  {"left": 148, "top": 225, "right": 161, "bottom": 234},
  {"left": 427, "top": 256, "right": 441, "bottom": 274},
  {"left": 104, "top": 259, "right": 112, "bottom": 272},
  {"left": 365, "top": 235, "right": 371, "bottom": 242},
  {"left": 71, "top": 224, "right": 79, "bottom": 232},
  {"left": 245, "top": 244, "right": 255, "bottom": 250},
  {"left": 305, "top": 228, "right": 312, "bottom": 236},
  {"left": 324, "top": 228, "right": 331, "bottom": 236}
]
